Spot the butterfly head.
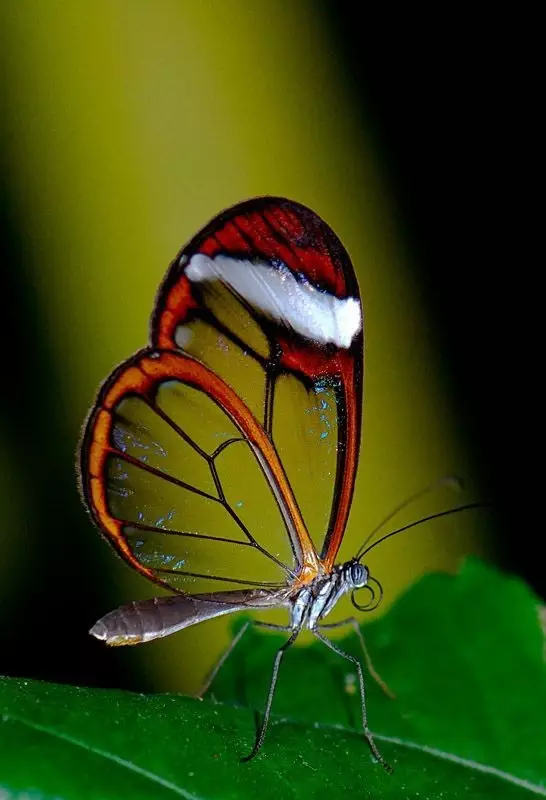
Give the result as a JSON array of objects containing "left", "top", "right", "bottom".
[
  {"left": 346, "top": 558, "right": 383, "bottom": 613},
  {"left": 345, "top": 558, "right": 369, "bottom": 589}
]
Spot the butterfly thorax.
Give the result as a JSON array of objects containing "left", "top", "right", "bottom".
[{"left": 290, "top": 559, "right": 368, "bottom": 631}]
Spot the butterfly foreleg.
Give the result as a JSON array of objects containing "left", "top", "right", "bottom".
[
  {"left": 312, "top": 627, "right": 392, "bottom": 773},
  {"left": 318, "top": 617, "right": 395, "bottom": 699}
]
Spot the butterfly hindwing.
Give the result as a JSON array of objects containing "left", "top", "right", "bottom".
[{"left": 80, "top": 348, "right": 321, "bottom": 594}]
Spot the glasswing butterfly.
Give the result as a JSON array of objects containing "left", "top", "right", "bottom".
[{"left": 79, "top": 197, "right": 479, "bottom": 767}]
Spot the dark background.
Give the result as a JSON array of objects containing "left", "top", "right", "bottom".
[{"left": 323, "top": 10, "right": 533, "bottom": 595}]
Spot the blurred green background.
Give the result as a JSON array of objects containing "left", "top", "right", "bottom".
[{"left": 0, "top": 4, "right": 529, "bottom": 696}]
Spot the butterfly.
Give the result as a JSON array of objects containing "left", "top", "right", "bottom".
[{"left": 79, "top": 197, "right": 478, "bottom": 767}]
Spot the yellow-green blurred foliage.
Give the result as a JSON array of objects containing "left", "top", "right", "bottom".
[{"left": 1, "top": 2, "right": 487, "bottom": 693}]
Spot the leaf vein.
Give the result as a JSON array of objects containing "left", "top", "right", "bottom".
[
  {"left": 375, "top": 733, "right": 546, "bottom": 795},
  {"left": 3, "top": 712, "right": 203, "bottom": 800}
]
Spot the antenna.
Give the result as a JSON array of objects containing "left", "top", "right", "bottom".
[
  {"left": 355, "top": 475, "right": 463, "bottom": 559},
  {"left": 358, "top": 501, "right": 489, "bottom": 559}
]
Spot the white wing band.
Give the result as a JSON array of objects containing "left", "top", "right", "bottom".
[{"left": 185, "top": 253, "right": 362, "bottom": 349}]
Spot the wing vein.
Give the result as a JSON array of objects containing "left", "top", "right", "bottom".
[
  {"left": 108, "top": 450, "right": 219, "bottom": 502},
  {"left": 143, "top": 397, "right": 210, "bottom": 460},
  {"left": 153, "top": 567, "right": 285, "bottom": 589},
  {"left": 120, "top": 520, "right": 254, "bottom": 547}
]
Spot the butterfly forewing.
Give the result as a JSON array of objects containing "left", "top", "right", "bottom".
[
  {"left": 151, "top": 197, "right": 363, "bottom": 568},
  {"left": 271, "top": 372, "right": 340, "bottom": 553}
]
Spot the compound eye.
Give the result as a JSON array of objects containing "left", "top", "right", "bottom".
[{"left": 350, "top": 562, "right": 368, "bottom": 587}]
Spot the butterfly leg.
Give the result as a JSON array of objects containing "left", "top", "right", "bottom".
[
  {"left": 196, "top": 621, "right": 251, "bottom": 699},
  {"left": 319, "top": 617, "right": 395, "bottom": 699},
  {"left": 241, "top": 626, "right": 301, "bottom": 763},
  {"left": 197, "top": 619, "right": 294, "bottom": 699},
  {"left": 312, "top": 628, "right": 392, "bottom": 773}
]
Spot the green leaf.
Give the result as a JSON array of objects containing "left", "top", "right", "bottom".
[{"left": 1, "top": 558, "right": 544, "bottom": 799}]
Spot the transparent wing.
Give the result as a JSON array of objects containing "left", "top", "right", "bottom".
[
  {"left": 79, "top": 348, "right": 319, "bottom": 594},
  {"left": 152, "top": 197, "right": 363, "bottom": 568}
]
